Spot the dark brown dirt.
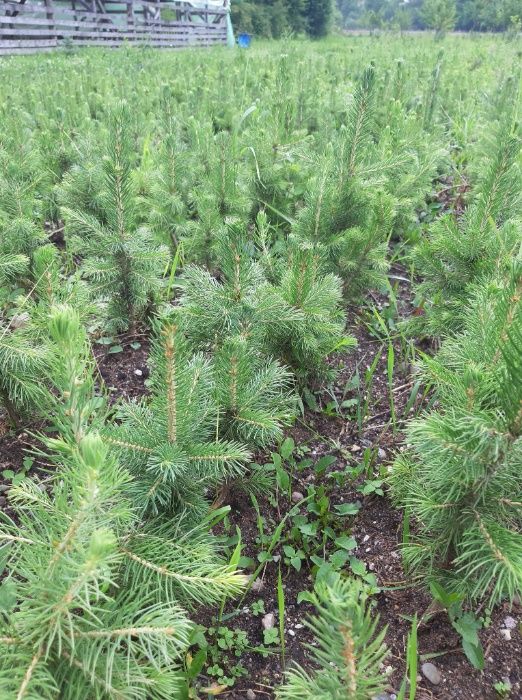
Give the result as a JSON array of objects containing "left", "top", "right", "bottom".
[
  {"left": 92, "top": 329, "right": 151, "bottom": 402},
  {"left": 204, "top": 265, "right": 522, "bottom": 700}
]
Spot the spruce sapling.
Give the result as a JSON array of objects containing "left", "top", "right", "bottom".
[
  {"left": 389, "top": 267, "right": 522, "bottom": 604},
  {"left": 277, "top": 578, "right": 388, "bottom": 700},
  {"left": 61, "top": 102, "right": 169, "bottom": 331},
  {"left": 105, "top": 318, "right": 251, "bottom": 519},
  {"left": 413, "top": 101, "right": 521, "bottom": 335},
  {"left": 213, "top": 336, "right": 297, "bottom": 447},
  {"left": 0, "top": 306, "right": 247, "bottom": 698}
]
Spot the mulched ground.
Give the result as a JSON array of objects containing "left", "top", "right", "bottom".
[{"left": 0, "top": 259, "right": 520, "bottom": 700}]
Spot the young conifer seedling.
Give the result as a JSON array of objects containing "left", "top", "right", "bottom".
[
  {"left": 277, "top": 578, "right": 388, "bottom": 700},
  {"left": 105, "top": 318, "right": 251, "bottom": 518},
  {"left": 61, "top": 102, "right": 169, "bottom": 331},
  {"left": 390, "top": 267, "right": 522, "bottom": 604},
  {"left": 0, "top": 306, "right": 247, "bottom": 699},
  {"left": 212, "top": 336, "right": 297, "bottom": 447},
  {"left": 413, "top": 109, "right": 521, "bottom": 335},
  {"left": 179, "top": 225, "right": 351, "bottom": 382},
  {"left": 0, "top": 319, "right": 50, "bottom": 426}
]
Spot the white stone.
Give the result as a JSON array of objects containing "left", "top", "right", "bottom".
[
  {"left": 421, "top": 662, "right": 441, "bottom": 685},
  {"left": 262, "top": 613, "right": 275, "bottom": 630}
]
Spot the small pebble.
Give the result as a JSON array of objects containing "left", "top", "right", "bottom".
[
  {"left": 11, "top": 312, "right": 30, "bottom": 329},
  {"left": 363, "top": 534, "right": 370, "bottom": 543},
  {"left": 421, "top": 662, "right": 442, "bottom": 685},
  {"left": 272, "top": 554, "right": 281, "bottom": 563},
  {"left": 246, "top": 690, "right": 256, "bottom": 700},
  {"left": 504, "top": 616, "right": 517, "bottom": 629},
  {"left": 288, "top": 629, "right": 295, "bottom": 636},
  {"left": 134, "top": 369, "right": 143, "bottom": 376},
  {"left": 291, "top": 491, "right": 304, "bottom": 503},
  {"left": 500, "top": 629, "right": 511, "bottom": 641},
  {"left": 251, "top": 578, "right": 264, "bottom": 593},
  {"left": 351, "top": 444, "right": 361, "bottom": 452},
  {"left": 262, "top": 613, "right": 275, "bottom": 630},
  {"left": 378, "top": 448, "right": 387, "bottom": 460}
]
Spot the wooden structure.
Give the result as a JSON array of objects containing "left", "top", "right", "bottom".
[{"left": 0, "top": 0, "right": 228, "bottom": 54}]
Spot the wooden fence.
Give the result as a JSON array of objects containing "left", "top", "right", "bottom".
[{"left": 0, "top": 0, "right": 228, "bottom": 54}]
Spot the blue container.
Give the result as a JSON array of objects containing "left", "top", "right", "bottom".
[{"left": 238, "top": 33, "right": 252, "bottom": 48}]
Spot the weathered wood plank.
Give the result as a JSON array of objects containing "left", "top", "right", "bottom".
[
  {"left": 0, "top": 15, "right": 224, "bottom": 32},
  {"left": 0, "top": 1, "right": 225, "bottom": 21},
  {"left": 0, "top": 0, "right": 227, "bottom": 53},
  {"left": 0, "top": 26, "right": 224, "bottom": 40},
  {"left": 0, "top": 45, "right": 56, "bottom": 53},
  {"left": 0, "top": 38, "right": 58, "bottom": 45}
]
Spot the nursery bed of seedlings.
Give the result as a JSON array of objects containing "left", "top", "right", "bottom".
[{"left": 0, "top": 34, "right": 520, "bottom": 699}]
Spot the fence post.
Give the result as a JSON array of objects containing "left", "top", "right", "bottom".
[
  {"left": 126, "top": 0, "right": 134, "bottom": 41},
  {"left": 44, "top": 0, "right": 57, "bottom": 46}
]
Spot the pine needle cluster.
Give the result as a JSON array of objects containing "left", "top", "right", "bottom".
[
  {"left": 0, "top": 319, "right": 49, "bottom": 426},
  {"left": 0, "top": 142, "right": 49, "bottom": 303},
  {"left": 389, "top": 267, "right": 522, "bottom": 604},
  {"left": 179, "top": 224, "right": 350, "bottom": 381},
  {"left": 140, "top": 109, "right": 191, "bottom": 256},
  {"left": 413, "top": 93, "right": 521, "bottom": 335},
  {"left": 177, "top": 128, "right": 250, "bottom": 269},
  {"left": 277, "top": 578, "right": 388, "bottom": 700},
  {"left": 105, "top": 319, "right": 252, "bottom": 519},
  {"left": 0, "top": 306, "right": 246, "bottom": 698},
  {"left": 60, "top": 103, "right": 169, "bottom": 331},
  {"left": 291, "top": 64, "right": 443, "bottom": 300},
  {"left": 0, "top": 244, "right": 91, "bottom": 425}
]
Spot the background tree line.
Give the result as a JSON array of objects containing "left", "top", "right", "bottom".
[
  {"left": 338, "top": 0, "right": 521, "bottom": 33},
  {"left": 231, "top": 0, "right": 521, "bottom": 37},
  {"left": 231, "top": 0, "right": 333, "bottom": 38}
]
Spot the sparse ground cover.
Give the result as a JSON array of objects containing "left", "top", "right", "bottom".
[{"left": 0, "top": 34, "right": 520, "bottom": 699}]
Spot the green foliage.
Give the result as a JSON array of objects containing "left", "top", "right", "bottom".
[
  {"left": 307, "top": 0, "right": 334, "bottom": 37},
  {"left": 60, "top": 103, "right": 169, "bottom": 331},
  {"left": 1, "top": 35, "right": 521, "bottom": 697},
  {"left": 337, "top": 0, "right": 518, "bottom": 32},
  {"left": 277, "top": 578, "right": 388, "bottom": 699},
  {"left": 0, "top": 306, "right": 246, "bottom": 699},
  {"left": 421, "top": 0, "right": 456, "bottom": 36},
  {"left": 266, "top": 242, "right": 352, "bottom": 379},
  {"left": 0, "top": 142, "right": 48, "bottom": 267},
  {"left": 429, "top": 583, "right": 484, "bottom": 669},
  {"left": 105, "top": 319, "right": 251, "bottom": 519},
  {"left": 141, "top": 111, "right": 189, "bottom": 255},
  {"left": 0, "top": 319, "right": 49, "bottom": 425},
  {"left": 213, "top": 337, "right": 297, "bottom": 447},
  {"left": 291, "top": 63, "right": 442, "bottom": 298},
  {"left": 389, "top": 269, "right": 522, "bottom": 604},
  {"left": 0, "top": 431, "right": 192, "bottom": 700},
  {"left": 179, "top": 225, "right": 349, "bottom": 381},
  {"left": 231, "top": 0, "right": 320, "bottom": 37},
  {"left": 413, "top": 97, "right": 521, "bottom": 335}
]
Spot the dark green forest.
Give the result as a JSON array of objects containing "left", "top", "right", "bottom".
[{"left": 231, "top": 0, "right": 522, "bottom": 37}]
